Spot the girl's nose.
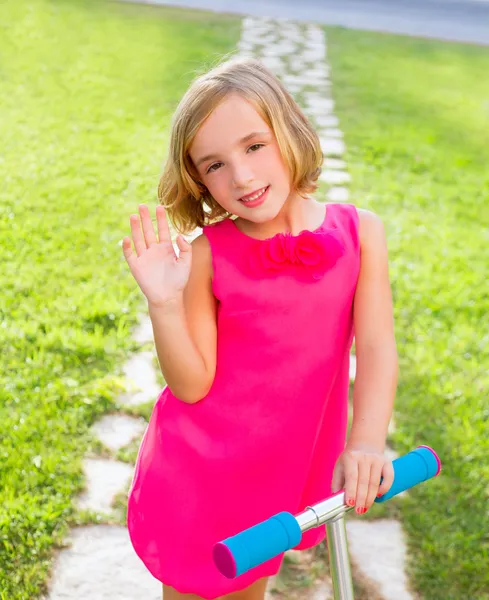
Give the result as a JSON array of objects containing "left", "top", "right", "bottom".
[{"left": 231, "top": 163, "right": 254, "bottom": 189}]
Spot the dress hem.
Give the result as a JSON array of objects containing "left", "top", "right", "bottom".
[{"left": 158, "top": 565, "right": 282, "bottom": 599}]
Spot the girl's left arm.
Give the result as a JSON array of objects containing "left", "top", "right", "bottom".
[
  {"left": 331, "top": 208, "right": 398, "bottom": 513},
  {"left": 349, "top": 208, "right": 398, "bottom": 451}
]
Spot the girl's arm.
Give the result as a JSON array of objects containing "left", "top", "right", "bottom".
[
  {"left": 149, "top": 234, "right": 217, "bottom": 404},
  {"left": 348, "top": 208, "right": 398, "bottom": 450},
  {"left": 331, "top": 208, "right": 397, "bottom": 513}
]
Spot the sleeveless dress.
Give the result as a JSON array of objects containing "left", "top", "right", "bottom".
[{"left": 127, "top": 202, "right": 360, "bottom": 598}]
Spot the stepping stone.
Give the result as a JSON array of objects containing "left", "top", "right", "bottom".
[
  {"left": 307, "top": 97, "right": 335, "bottom": 112},
  {"left": 77, "top": 458, "right": 134, "bottom": 514},
  {"left": 303, "top": 91, "right": 332, "bottom": 105},
  {"left": 301, "top": 48, "right": 325, "bottom": 62},
  {"left": 324, "top": 157, "right": 347, "bottom": 170},
  {"left": 315, "top": 115, "right": 339, "bottom": 128},
  {"left": 349, "top": 354, "right": 356, "bottom": 381},
  {"left": 304, "top": 67, "right": 330, "bottom": 79},
  {"left": 312, "top": 583, "right": 334, "bottom": 599},
  {"left": 118, "top": 351, "right": 161, "bottom": 406},
  {"left": 47, "top": 525, "right": 161, "bottom": 600},
  {"left": 185, "top": 226, "right": 202, "bottom": 243},
  {"left": 326, "top": 187, "right": 350, "bottom": 202},
  {"left": 260, "top": 56, "right": 286, "bottom": 72},
  {"left": 236, "top": 50, "right": 254, "bottom": 59},
  {"left": 320, "top": 138, "right": 346, "bottom": 156},
  {"left": 132, "top": 314, "right": 153, "bottom": 345},
  {"left": 283, "top": 74, "right": 323, "bottom": 86},
  {"left": 384, "top": 445, "right": 400, "bottom": 462},
  {"left": 259, "top": 34, "right": 279, "bottom": 45},
  {"left": 262, "top": 42, "right": 298, "bottom": 56},
  {"left": 319, "top": 128, "right": 343, "bottom": 139},
  {"left": 288, "top": 57, "right": 307, "bottom": 73},
  {"left": 237, "top": 38, "right": 253, "bottom": 49},
  {"left": 303, "top": 78, "right": 330, "bottom": 90},
  {"left": 346, "top": 520, "right": 415, "bottom": 600},
  {"left": 91, "top": 414, "right": 147, "bottom": 452},
  {"left": 320, "top": 170, "right": 351, "bottom": 185}
]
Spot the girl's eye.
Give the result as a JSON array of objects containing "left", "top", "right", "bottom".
[
  {"left": 206, "top": 162, "right": 222, "bottom": 174},
  {"left": 205, "top": 144, "right": 264, "bottom": 174}
]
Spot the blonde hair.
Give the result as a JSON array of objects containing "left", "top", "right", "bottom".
[{"left": 158, "top": 54, "right": 323, "bottom": 234}]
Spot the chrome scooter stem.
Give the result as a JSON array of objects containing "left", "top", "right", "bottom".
[{"left": 295, "top": 490, "right": 354, "bottom": 600}]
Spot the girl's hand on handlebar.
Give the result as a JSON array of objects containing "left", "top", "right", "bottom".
[
  {"left": 331, "top": 443, "right": 395, "bottom": 514},
  {"left": 122, "top": 204, "right": 192, "bottom": 307}
]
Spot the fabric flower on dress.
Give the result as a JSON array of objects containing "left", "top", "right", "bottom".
[{"left": 248, "top": 228, "right": 345, "bottom": 281}]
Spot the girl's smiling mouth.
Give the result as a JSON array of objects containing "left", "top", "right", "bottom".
[{"left": 239, "top": 185, "right": 270, "bottom": 207}]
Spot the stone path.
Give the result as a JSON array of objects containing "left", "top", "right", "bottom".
[{"left": 46, "top": 14, "right": 415, "bottom": 600}]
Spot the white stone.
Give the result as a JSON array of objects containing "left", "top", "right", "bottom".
[
  {"left": 91, "top": 414, "right": 147, "bottom": 452},
  {"left": 320, "top": 170, "right": 351, "bottom": 185},
  {"left": 235, "top": 50, "right": 254, "bottom": 59},
  {"left": 304, "top": 66, "right": 330, "bottom": 78},
  {"left": 304, "top": 91, "right": 332, "bottom": 105},
  {"left": 259, "top": 55, "right": 286, "bottom": 72},
  {"left": 301, "top": 48, "right": 325, "bottom": 62},
  {"left": 326, "top": 187, "right": 350, "bottom": 202},
  {"left": 324, "top": 157, "right": 347, "bottom": 170},
  {"left": 279, "top": 32, "right": 303, "bottom": 43},
  {"left": 346, "top": 520, "right": 415, "bottom": 600},
  {"left": 312, "top": 583, "right": 334, "bottom": 599},
  {"left": 307, "top": 97, "right": 335, "bottom": 113},
  {"left": 118, "top": 351, "right": 161, "bottom": 406},
  {"left": 77, "top": 459, "right": 134, "bottom": 514},
  {"left": 304, "top": 37, "right": 325, "bottom": 48},
  {"left": 389, "top": 417, "right": 397, "bottom": 435},
  {"left": 283, "top": 74, "right": 327, "bottom": 87},
  {"left": 260, "top": 34, "right": 279, "bottom": 45},
  {"left": 321, "top": 138, "right": 346, "bottom": 156},
  {"left": 319, "top": 128, "right": 343, "bottom": 139},
  {"left": 349, "top": 354, "right": 356, "bottom": 381},
  {"left": 185, "top": 226, "right": 202, "bottom": 243},
  {"left": 262, "top": 41, "right": 297, "bottom": 56},
  {"left": 288, "top": 56, "right": 306, "bottom": 72},
  {"left": 131, "top": 314, "right": 153, "bottom": 345},
  {"left": 237, "top": 40, "right": 254, "bottom": 51},
  {"left": 315, "top": 115, "right": 339, "bottom": 128},
  {"left": 47, "top": 526, "right": 161, "bottom": 600},
  {"left": 385, "top": 445, "right": 400, "bottom": 462}
]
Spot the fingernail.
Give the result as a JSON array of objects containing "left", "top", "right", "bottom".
[
  {"left": 355, "top": 506, "right": 364, "bottom": 515},
  {"left": 377, "top": 493, "right": 383, "bottom": 498},
  {"left": 347, "top": 497, "right": 355, "bottom": 507}
]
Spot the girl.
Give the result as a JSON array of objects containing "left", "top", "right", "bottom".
[{"left": 122, "top": 55, "right": 398, "bottom": 600}]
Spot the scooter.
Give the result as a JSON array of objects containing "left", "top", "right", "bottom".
[{"left": 213, "top": 445, "right": 441, "bottom": 599}]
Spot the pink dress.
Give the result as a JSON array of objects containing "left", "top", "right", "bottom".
[{"left": 127, "top": 202, "right": 360, "bottom": 598}]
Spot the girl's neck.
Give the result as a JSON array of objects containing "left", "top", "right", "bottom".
[{"left": 233, "top": 194, "right": 326, "bottom": 240}]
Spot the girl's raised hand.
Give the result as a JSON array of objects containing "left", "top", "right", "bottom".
[
  {"left": 331, "top": 443, "right": 395, "bottom": 515},
  {"left": 122, "top": 204, "right": 192, "bottom": 307}
]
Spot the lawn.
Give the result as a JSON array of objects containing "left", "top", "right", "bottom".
[
  {"left": 0, "top": 1, "right": 240, "bottom": 597},
  {"left": 2, "top": 1, "right": 488, "bottom": 598},
  {"left": 326, "top": 26, "right": 489, "bottom": 600}
]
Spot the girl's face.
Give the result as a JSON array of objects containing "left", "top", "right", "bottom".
[{"left": 189, "top": 93, "right": 294, "bottom": 223}]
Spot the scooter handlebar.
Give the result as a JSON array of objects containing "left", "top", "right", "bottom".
[{"left": 213, "top": 445, "right": 441, "bottom": 579}]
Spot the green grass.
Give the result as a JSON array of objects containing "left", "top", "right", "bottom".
[
  {"left": 326, "top": 26, "right": 489, "bottom": 600},
  {"left": 0, "top": 1, "right": 240, "bottom": 597}
]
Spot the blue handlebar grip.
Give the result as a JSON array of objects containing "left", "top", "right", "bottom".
[
  {"left": 213, "top": 511, "right": 302, "bottom": 579},
  {"left": 375, "top": 445, "right": 441, "bottom": 503}
]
